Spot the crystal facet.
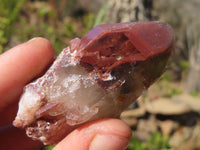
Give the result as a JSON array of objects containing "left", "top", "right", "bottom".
[{"left": 13, "top": 21, "right": 174, "bottom": 144}]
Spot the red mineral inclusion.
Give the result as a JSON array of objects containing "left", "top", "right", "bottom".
[{"left": 70, "top": 21, "right": 174, "bottom": 79}]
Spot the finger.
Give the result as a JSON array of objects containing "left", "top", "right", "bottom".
[
  {"left": 0, "top": 37, "right": 55, "bottom": 125},
  {"left": 53, "top": 118, "right": 132, "bottom": 150},
  {"left": 0, "top": 125, "right": 43, "bottom": 150}
]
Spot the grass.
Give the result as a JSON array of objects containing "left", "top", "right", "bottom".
[
  {"left": 0, "top": 0, "right": 25, "bottom": 52},
  {"left": 0, "top": 0, "right": 108, "bottom": 55}
]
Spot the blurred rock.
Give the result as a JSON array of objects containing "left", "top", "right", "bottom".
[
  {"left": 121, "top": 106, "right": 145, "bottom": 127},
  {"left": 158, "top": 120, "right": 179, "bottom": 137},
  {"left": 121, "top": 106, "right": 146, "bottom": 118},
  {"left": 145, "top": 98, "right": 190, "bottom": 115},
  {"left": 122, "top": 118, "right": 138, "bottom": 127},
  {"left": 145, "top": 94, "right": 200, "bottom": 115},
  {"left": 135, "top": 115, "right": 158, "bottom": 141},
  {"left": 121, "top": 102, "right": 146, "bottom": 127},
  {"left": 173, "top": 94, "right": 200, "bottom": 113},
  {"left": 169, "top": 125, "right": 200, "bottom": 150}
]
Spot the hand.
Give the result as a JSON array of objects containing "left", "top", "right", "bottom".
[{"left": 0, "top": 38, "right": 132, "bottom": 150}]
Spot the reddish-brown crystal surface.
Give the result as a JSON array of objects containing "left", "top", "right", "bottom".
[
  {"left": 72, "top": 21, "right": 174, "bottom": 89},
  {"left": 13, "top": 21, "right": 174, "bottom": 145}
]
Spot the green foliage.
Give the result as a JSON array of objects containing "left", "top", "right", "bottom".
[
  {"left": 190, "top": 91, "right": 199, "bottom": 97},
  {"left": 0, "top": 17, "right": 9, "bottom": 46},
  {"left": 83, "top": 12, "right": 95, "bottom": 34},
  {"left": 0, "top": 0, "right": 25, "bottom": 52},
  {"left": 158, "top": 72, "right": 183, "bottom": 97},
  {"left": 0, "top": 0, "right": 25, "bottom": 21},
  {"left": 165, "top": 87, "right": 182, "bottom": 98},
  {"left": 65, "top": 23, "right": 75, "bottom": 37},
  {"left": 128, "top": 132, "right": 171, "bottom": 150},
  {"left": 180, "top": 60, "right": 189, "bottom": 71},
  {"left": 146, "top": 132, "right": 171, "bottom": 150},
  {"left": 40, "top": 145, "right": 55, "bottom": 150},
  {"left": 36, "top": 2, "right": 56, "bottom": 19},
  {"left": 0, "top": 0, "right": 108, "bottom": 55},
  {"left": 93, "top": 3, "right": 108, "bottom": 27},
  {"left": 53, "top": 37, "right": 66, "bottom": 55},
  {"left": 159, "top": 80, "right": 182, "bottom": 98},
  {"left": 83, "top": 3, "right": 108, "bottom": 34},
  {"left": 128, "top": 132, "right": 146, "bottom": 150},
  {"left": 8, "top": 0, "right": 67, "bottom": 55},
  {"left": 161, "top": 72, "right": 173, "bottom": 82}
]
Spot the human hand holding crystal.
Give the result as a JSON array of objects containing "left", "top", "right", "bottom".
[{"left": 0, "top": 38, "right": 132, "bottom": 150}]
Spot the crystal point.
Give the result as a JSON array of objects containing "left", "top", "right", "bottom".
[{"left": 13, "top": 21, "right": 174, "bottom": 144}]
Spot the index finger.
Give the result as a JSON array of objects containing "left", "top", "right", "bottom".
[{"left": 0, "top": 37, "right": 55, "bottom": 125}]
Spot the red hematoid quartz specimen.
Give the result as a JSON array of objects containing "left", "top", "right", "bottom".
[{"left": 13, "top": 21, "right": 174, "bottom": 144}]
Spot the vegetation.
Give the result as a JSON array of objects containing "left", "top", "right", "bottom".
[
  {"left": 0, "top": 0, "right": 25, "bottom": 52},
  {"left": 39, "top": 145, "right": 55, "bottom": 150},
  {"left": 128, "top": 132, "right": 170, "bottom": 150},
  {"left": 0, "top": 0, "right": 106, "bottom": 55}
]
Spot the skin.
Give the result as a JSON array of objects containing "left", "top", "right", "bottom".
[{"left": 0, "top": 38, "right": 132, "bottom": 150}]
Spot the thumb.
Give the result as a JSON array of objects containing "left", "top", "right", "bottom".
[{"left": 53, "top": 118, "right": 132, "bottom": 150}]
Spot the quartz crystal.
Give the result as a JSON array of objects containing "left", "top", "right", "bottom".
[{"left": 13, "top": 21, "right": 174, "bottom": 144}]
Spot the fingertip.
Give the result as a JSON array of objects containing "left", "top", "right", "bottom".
[
  {"left": 25, "top": 37, "right": 55, "bottom": 68},
  {"left": 26, "top": 37, "right": 55, "bottom": 59},
  {"left": 0, "top": 37, "right": 55, "bottom": 85}
]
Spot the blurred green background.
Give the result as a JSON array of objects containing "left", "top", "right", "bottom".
[{"left": 1, "top": 0, "right": 200, "bottom": 150}]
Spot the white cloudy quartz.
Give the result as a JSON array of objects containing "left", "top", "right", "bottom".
[{"left": 13, "top": 46, "right": 143, "bottom": 144}]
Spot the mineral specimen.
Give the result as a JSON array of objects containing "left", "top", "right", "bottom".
[{"left": 13, "top": 21, "right": 174, "bottom": 145}]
